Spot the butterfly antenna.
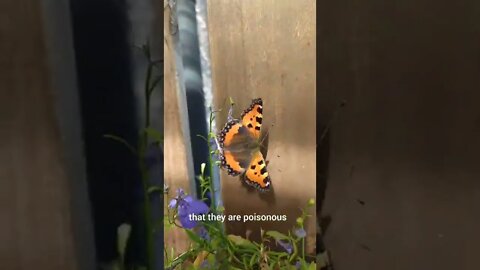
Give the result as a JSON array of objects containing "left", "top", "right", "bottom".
[
  {"left": 227, "top": 96, "right": 236, "bottom": 122},
  {"left": 210, "top": 98, "right": 229, "bottom": 135},
  {"left": 259, "top": 121, "right": 275, "bottom": 148}
]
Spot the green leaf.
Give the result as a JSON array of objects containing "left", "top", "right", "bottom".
[
  {"left": 170, "top": 247, "right": 176, "bottom": 261},
  {"left": 185, "top": 229, "right": 204, "bottom": 245},
  {"left": 307, "top": 262, "right": 317, "bottom": 270},
  {"left": 228, "top": 234, "right": 256, "bottom": 249},
  {"left": 200, "top": 163, "right": 206, "bottom": 176},
  {"left": 144, "top": 127, "right": 163, "bottom": 143},
  {"left": 269, "top": 261, "right": 278, "bottom": 269},
  {"left": 103, "top": 134, "right": 137, "bottom": 155},
  {"left": 242, "top": 256, "right": 249, "bottom": 269},
  {"left": 265, "top": 230, "right": 290, "bottom": 241},
  {"left": 249, "top": 253, "right": 259, "bottom": 269},
  {"left": 196, "top": 134, "right": 209, "bottom": 142},
  {"left": 147, "top": 185, "right": 162, "bottom": 194},
  {"left": 117, "top": 223, "right": 132, "bottom": 265},
  {"left": 249, "top": 253, "right": 258, "bottom": 267},
  {"left": 165, "top": 250, "right": 193, "bottom": 270}
]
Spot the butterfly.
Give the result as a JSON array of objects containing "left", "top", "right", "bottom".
[{"left": 217, "top": 98, "right": 271, "bottom": 192}]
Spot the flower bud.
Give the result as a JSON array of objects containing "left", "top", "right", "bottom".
[
  {"left": 296, "top": 217, "right": 304, "bottom": 226},
  {"left": 307, "top": 198, "right": 315, "bottom": 206}
]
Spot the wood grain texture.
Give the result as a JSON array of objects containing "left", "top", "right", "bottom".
[
  {"left": 163, "top": 6, "right": 192, "bottom": 254},
  {"left": 0, "top": 1, "right": 77, "bottom": 269},
  {"left": 207, "top": 0, "right": 317, "bottom": 254},
  {"left": 319, "top": 0, "right": 480, "bottom": 269}
]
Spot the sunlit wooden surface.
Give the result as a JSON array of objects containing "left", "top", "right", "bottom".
[
  {"left": 207, "top": 0, "right": 317, "bottom": 254},
  {"left": 163, "top": 5, "right": 191, "bottom": 254}
]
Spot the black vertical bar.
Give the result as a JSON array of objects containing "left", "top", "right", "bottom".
[{"left": 70, "top": 0, "right": 143, "bottom": 266}]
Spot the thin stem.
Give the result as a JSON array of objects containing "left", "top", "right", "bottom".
[
  {"left": 302, "top": 234, "right": 305, "bottom": 260},
  {"left": 144, "top": 59, "right": 153, "bottom": 129},
  {"left": 165, "top": 250, "right": 193, "bottom": 270},
  {"left": 319, "top": 100, "right": 346, "bottom": 145},
  {"left": 140, "top": 44, "right": 155, "bottom": 270},
  {"left": 207, "top": 109, "right": 216, "bottom": 212},
  {"left": 139, "top": 148, "right": 154, "bottom": 269},
  {"left": 103, "top": 134, "right": 138, "bottom": 156}
]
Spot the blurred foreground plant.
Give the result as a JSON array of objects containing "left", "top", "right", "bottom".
[{"left": 104, "top": 43, "right": 163, "bottom": 270}]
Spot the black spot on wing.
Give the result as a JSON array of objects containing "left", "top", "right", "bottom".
[
  {"left": 247, "top": 123, "right": 253, "bottom": 128},
  {"left": 254, "top": 126, "right": 261, "bottom": 131},
  {"left": 250, "top": 165, "right": 256, "bottom": 170},
  {"left": 256, "top": 116, "right": 263, "bottom": 124},
  {"left": 260, "top": 167, "right": 267, "bottom": 175},
  {"left": 257, "top": 107, "right": 263, "bottom": 114},
  {"left": 263, "top": 176, "right": 270, "bottom": 184},
  {"left": 258, "top": 160, "right": 264, "bottom": 165}
]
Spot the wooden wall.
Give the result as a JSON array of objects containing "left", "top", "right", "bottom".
[
  {"left": 319, "top": 0, "right": 480, "bottom": 269},
  {"left": 207, "top": 0, "right": 317, "bottom": 254},
  {"left": 0, "top": 0, "right": 93, "bottom": 269}
]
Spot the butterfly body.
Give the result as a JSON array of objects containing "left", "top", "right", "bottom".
[{"left": 217, "top": 98, "right": 271, "bottom": 192}]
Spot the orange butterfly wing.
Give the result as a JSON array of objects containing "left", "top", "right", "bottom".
[
  {"left": 241, "top": 98, "right": 263, "bottom": 140},
  {"left": 244, "top": 151, "right": 271, "bottom": 191},
  {"left": 218, "top": 119, "right": 244, "bottom": 176}
]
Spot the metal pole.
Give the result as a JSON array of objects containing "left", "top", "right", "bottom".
[{"left": 172, "top": 0, "right": 221, "bottom": 205}]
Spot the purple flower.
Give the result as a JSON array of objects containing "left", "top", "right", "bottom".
[
  {"left": 277, "top": 240, "right": 293, "bottom": 254},
  {"left": 198, "top": 226, "right": 210, "bottom": 241},
  {"left": 295, "top": 260, "right": 302, "bottom": 269},
  {"left": 200, "top": 260, "right": 210, "bottom": 269},
  {"left": 168, "top": 198, "right": 177, "bottom": 209},
  {"left": 294, "top": 228, "right": 306, "bottom": 239},
  {"left": 168, "top": 188, "right": 186, "bottom": 208},
  {"left": 169, "top": 188, "right": 209, "bottom": 229}
]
